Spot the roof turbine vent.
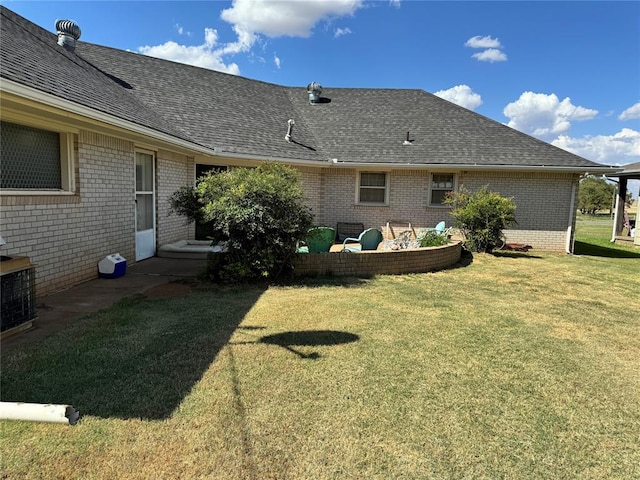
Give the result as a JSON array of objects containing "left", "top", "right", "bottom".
[
  {"left": 55, "top": 19, "right": 81, "bottom": 52},
  {"left": 307, "top": 82, "right": 322, "bottom": 104}
]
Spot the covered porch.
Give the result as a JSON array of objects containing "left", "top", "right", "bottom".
[{"left": 608, "top": 162, "right": 640, "bottom": 247}]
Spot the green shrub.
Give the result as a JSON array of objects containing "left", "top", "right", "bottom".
[
  {"left": 445, "top": 186, "right": 517, "bottom": 253},
  {"left": 417, "top": 230, "right": 449, "bottom": 247},
  {"left": 169, "top": 163, "right": 313, "bottom": 282}
]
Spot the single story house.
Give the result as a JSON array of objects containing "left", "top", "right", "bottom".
[{"left": 0, "top": 7, "right": 616, "bottom": 296}]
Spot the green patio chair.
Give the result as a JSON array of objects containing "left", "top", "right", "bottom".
[
  {"left": 342, "top": 228, "right": 383, "bottom": 252},
  {"left": 305, "top": 226, "right": 336, "bottom": 253}
]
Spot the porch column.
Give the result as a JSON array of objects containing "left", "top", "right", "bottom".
[{"left": 611, "top": 178, "right": 628, "bottom": 241}]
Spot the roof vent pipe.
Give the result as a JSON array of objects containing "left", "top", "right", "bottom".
[
  {"left": 285, "top": 119, "right": 295, "bottom": 143},
  {"left": 55, "top": 19, "right": 81, "bottom": 52},
  {"left": 307, "top": 82, "right": 322, "bottom": 104}
]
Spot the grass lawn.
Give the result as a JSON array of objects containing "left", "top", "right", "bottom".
[{"left": 1, "top": 225, "right": 639, "bottom": 479}]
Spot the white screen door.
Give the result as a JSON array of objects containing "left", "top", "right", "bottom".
[{"left": 135, "top": 151, "right": 156, "bottom": 260}]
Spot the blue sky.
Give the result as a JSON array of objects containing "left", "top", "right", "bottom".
[{"left": 4, "top": 1, "right": 640, "bottom": 193}]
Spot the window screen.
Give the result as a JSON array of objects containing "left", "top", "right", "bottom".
[
  {"left": 1, "top": 121, "right": 62, "bottom": 189},
  {"left": 359, "top": 172, "right": 387, "bottom": 204}
]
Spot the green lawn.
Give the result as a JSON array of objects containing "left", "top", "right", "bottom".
[
  {"left": 1, "top": 225, "right": 639, "bottom": 479},
  {"left": 575, "top": 213, "right": 639, "bottom": 257}
]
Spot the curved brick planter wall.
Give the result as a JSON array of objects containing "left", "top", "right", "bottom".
[{"left": 292, "top": 242, "right": 462, "bottom": 277}]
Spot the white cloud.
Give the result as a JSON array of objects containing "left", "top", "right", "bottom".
[
  {"left": 139, "top": 1, "right": 363, "bottom": 74},
  {"left": 553, "top": 128, "right": 640, "bottom": 196},
  {"left": 553, "top": 128, "right": 640, "bottom": 198},
  {"left": 274, "top": 53, "right": 281, "bottom": 69},
  {"left": 465, "top": 35, "right": 502, "bottom": 49},
  {"left": 552, "top": 128, "right": 640, "bottom": 166},
  {"left": 215, "top": 25, "right": 257, "bottom": 56},
  {"left": 471, "top": 48, "right": 507, "bottom": 63},
  {"left": 175, "top": 24, "right": 191, "bottom": 36},
  {"left": 138, "top": 28, "right": 240, "bottom": 75},
  {"left": 503, "top": 92, "right": 598, "bottom": 140},
  {"left": 334, "top": 27, "right": 352, "bottom": 38},
  {"left": 619, "top": 102, "right": 640, "bottom": 121},
  {"left": 220, "top": 0, "right": 363, "bottom": 38},
  {"left": 434, "top": 85, "right": 483, "bottom": 111},
  {"left": 389, "top": 0, "right": 401, "bottom": 8}
]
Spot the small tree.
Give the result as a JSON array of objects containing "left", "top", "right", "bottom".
[
  {"left": 445, "top": 186, "right": 517, "bottom": 253},
  {"left": 169, "top": 163, "right": 313, "bottom": 282}
]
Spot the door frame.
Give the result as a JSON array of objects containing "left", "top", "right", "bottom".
[{"left": 135, "top": 149, "right": 156, "bottom": 261}]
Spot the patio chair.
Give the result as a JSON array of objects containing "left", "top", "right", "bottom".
[
  {"left": 423, "top": 221, "right": 452, "bottom": 236},
  {"left": 342, "top": 228, "right": 383, "bottom": 252},
  {"left": 305, "top": 226, "right": 336, "bottom": 253}
]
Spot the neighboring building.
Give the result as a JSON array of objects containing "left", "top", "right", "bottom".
[{"left": 0, "top": 7, "right": 616, "bottom": 295}]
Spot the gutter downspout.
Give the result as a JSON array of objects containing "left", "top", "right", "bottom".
[
  {"left": 610, "top": 178, "right": 626, "bottom": 243},
  {"left": 566, "top": 179, "right": 577, "bottom": 254},
  {"left": 611, "top": 183, "right": 621, "bottom": 243}
]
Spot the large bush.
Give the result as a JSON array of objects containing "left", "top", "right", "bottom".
[
  {"left": 169, "top": 163, "right": 313, "bottom": 282},
  {"left": 445, "top": 186, "right": 517, "bottom": 253}
]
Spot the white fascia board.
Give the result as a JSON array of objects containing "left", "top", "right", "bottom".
[
  {"left": 606, "top": 169, "right": 640, "bottom": 178},
  {"left": 328, "top": 160, "right": 619, "bottom": 174}
]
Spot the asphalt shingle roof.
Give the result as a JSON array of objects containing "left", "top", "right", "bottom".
[
  {"left": 1, "top": 6, "right": 609, "bottom": 170},
  {"left": 0, "top": 7, "right": 191, "bottom": 143}
]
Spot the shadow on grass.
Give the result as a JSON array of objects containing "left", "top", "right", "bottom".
[
  {"left": 0, "top": 286, "right": 267, "bottom": 421},
  {"left": 278, "top": 275, "right": 373, "bottom": 289},
  {"left": 233, "top": 330, "right": 360, "bottom": 360},
  {"left": 492, "top": 251, "right": 544, "bottom": 259},
  {"left": 260, "top": 330, "right": 359, "bottom": 360},
  {"left": 574, "top": 241, "right": 640, "bottom": 258}
]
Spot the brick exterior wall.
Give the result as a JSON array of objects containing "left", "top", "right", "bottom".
[
  {"left": 297, "top": 167, "right": 323, "bottom": 221},
  {"left": 1, "top": 131, "right": 136, "bottom": 295},
  {"left": 292, "top": 242, "right": 462, "bottom": 277},
  {"left": 306, "top": 168, "right": 456, "bottom": 235},
  {"left": 156, "top": 149, "right": 194, "bottom": 246},
  {"left": 0, "top": 131, "right": 195, "bottom": 297},
  {"left": 458, "top": 170, "right": 579, "bottom": 251},
  {"left": 0, "top": 123, "right": 578, "bottom": 298},
  {"left": 295, "top": 167, "right": 578, "bottom": 252}
]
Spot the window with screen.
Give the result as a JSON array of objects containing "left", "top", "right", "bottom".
[
  {"left": 1, "top": 121, "right": 73, "bottom": 191},
  {"left": 358, "top": 172, "right": 388, "bottom": 205}
]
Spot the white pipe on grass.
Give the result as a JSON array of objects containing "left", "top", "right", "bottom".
[{"left": 0, "top": 402, "right": 79, "bottom": 425}]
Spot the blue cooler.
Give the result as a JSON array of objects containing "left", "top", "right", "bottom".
[{"left": 98, "top": 253, "right": 127, "bottom": 279}]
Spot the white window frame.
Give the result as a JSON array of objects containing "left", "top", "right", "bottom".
[
  {"left": 356, "top": 171, "right": 389, "bottom": 206},
  {"left": 429, "top": 173, "right": 456, "bottom": 207},
  {"left": 0, "top": 120, "right": 76, "bottom": 195}
]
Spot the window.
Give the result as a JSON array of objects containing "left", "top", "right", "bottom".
[
  {"left": 1, "top": 121, "right": 74, "bottom": 191},
  {"left": 358, "top": 172, "right": 388, "bottom": 205},
  {"left": 430, "top": 173, "right": 455, "bottom": 206}
]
